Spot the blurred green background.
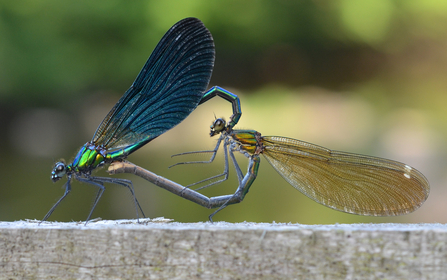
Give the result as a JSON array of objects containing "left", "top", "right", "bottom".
[{"left": 1, "top": 0, "right": 446, "bottom": 224}]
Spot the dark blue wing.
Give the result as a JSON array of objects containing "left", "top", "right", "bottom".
[{"left": 92, "top": 17, "right": 214, "bottom": 152}]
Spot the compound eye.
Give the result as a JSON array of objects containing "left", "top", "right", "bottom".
[
  {"left": 56, "top": 162, "right": 65, "bottom": 172},
  {"left": 211, "top": 118, "right": 226, "bottom": 135},
  {"left": 51, "top": 162, "right": 66, "bottom": 182},
  {"left": 215, "top": 119, "right": 224, "bottom": 127}
]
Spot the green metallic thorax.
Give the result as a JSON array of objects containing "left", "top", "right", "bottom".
[
  {"left": 70, "top": 143, "right": 108, "bottom": 173},
  {"left": 230, "top": 130, "right": 262, "bottom": 155},
  {"left": 70, "top": 140, "right": 147, "bottom": 173}
]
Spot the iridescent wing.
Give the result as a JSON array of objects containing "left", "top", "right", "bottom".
[
  {"left": 261, "top": 136, "right": 429, "bottom": 216},
  {"left": 92, "top": 18, "right": 215, "bottom": 153}
]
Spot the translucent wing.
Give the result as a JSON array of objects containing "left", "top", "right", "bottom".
[
  {"left": 261, "top": 136, "right": 429, "bottom": 216},
  {"left": 92, "top": 18, "right": 215, "bottom": 152}
]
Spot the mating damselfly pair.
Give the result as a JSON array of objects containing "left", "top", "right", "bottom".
[{"left": 43, "top": 18, "right": 429, "bottom": 223}]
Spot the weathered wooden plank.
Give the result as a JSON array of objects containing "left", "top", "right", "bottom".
[{"left": 1, "top": 220, "right": 446, "bottom": 279}]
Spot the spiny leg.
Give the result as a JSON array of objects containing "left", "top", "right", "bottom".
[
  {"left": 170, "top": 134, "right": 233, "bottom": 191},
  {"left": 207, "top": 146, "right": 251, "bottom": 221},
  {"left": 89, "top": 175, "right": 146, "bottom": 221},
  {"left": 189, "top": 137, "right": 232, "bottom": 191},
  {"left": 40, "top": 176, "right": 72, "bottom": 223},
  {"left": 169, "top": 133, "right": 224, "bottom": 167},
  {"left": 192, "top": 138, "right": 246, "bottom": 192},
  {"left": 168, "top": 138, "right": 249, "bottom": 201},
  {"left": 76, "top": 175, "right": 106, "bottom": 225},
  {"left": 228, "top": 142, "right": 244, "bottom": 183},
  {"left": 208, "top": 155, "right": 260, "bottom": 222}
]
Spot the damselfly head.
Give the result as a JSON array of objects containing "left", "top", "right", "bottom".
[
  {"left": 51, "top": 161, "right": 67, "bottom": 182},
  {"left": 210, "top": 118, "right": 226, "bottom": 137}
]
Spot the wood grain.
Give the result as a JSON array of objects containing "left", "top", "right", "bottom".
[{"left": 1, "top": 220, "right": 445, "bottom": 279}]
